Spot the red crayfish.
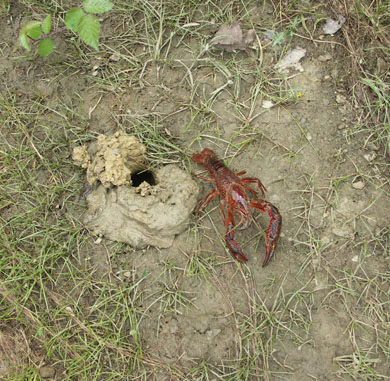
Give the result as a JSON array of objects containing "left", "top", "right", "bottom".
[{"left": 192, "top": 148, "right": 282, "bottom": 267}]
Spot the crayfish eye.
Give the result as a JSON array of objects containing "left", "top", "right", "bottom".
[{"left": 131, "top": 170, "right": 156, "bottom": 187}]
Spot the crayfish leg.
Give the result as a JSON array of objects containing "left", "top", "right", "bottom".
[
  {"left": 241, "top": 177, "right": 267, "bottom": 198},
  {"left": 196, "top": 188, "right": 219, "bottom": 215},
  {"left": 193, "top": 174, "right": 215, "bottom": 182}
]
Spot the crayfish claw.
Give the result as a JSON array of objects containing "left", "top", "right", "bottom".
[
  {"left": 262, "top": 243, "right": 276, "bottom": 267},
  {"left": 262, "top": 203, "right": 282, "bottom": 267},
  {"left": 225, "top": 221, "right": 248, "bottom": 263},
  {"left": 226, "top": 239, "right": 248, "bottom": 263}
]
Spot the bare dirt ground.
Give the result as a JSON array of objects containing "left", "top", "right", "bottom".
[{"left": 1, "top": 1, "right": 389, "bottom": 380}]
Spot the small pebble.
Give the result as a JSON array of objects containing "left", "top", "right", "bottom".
[
  {"left": 123, "top": 271, "right": 131, "bottom": 278},
  {"left": 364, "top": 152, "right": 377, "bottom": 162},
  {"left": 321, "top": 235, "right": 331, "bottom": 245},
  {"left": 206, "top": 328, "right": 221, "bottom": 338},
  {"left": 336, "top": 94, "right": 346, "bottom": 104},
  {"left": 39, "top": 366, "right": 56, "bottom": 379},
  {"left": 263, "top": 30, "right": 276, "bottom": 41},
  {"left": 109, "top": 52, "right": 120, "bottom": 62},
  {"left": 262, "top": 100, "right": 274, "bottom": 109},
  {"left": 352, "top": 179, "right": 365, "bottom": 190},
  {"left": 318, "top": 53, "right": 332, "bottom": 62},
  {"left": 366, "top": 143, "right": 379, "bottom": 151}
]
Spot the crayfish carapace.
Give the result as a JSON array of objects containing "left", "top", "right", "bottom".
[{"left": 192, "top": 148, "right": 282, "bottom": 267}]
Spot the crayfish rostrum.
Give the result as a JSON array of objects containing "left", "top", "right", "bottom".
[{"left": 192, "top": 148, "right": 282, "bottom": 267}]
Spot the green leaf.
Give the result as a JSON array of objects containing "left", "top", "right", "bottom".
[
  {"left": 82, "top": 0, "right": 113, "bottom": 14},
  {"left": 65, "top": 8, "right": 85, "bottom": 32},
  {"left": 19, "top": 29, "right": 31, "bottom": 51},
  {"left": 41, "top": 15, "right": 52, "bottom": 34},
  {"left": 25, "top": 21, "right": 42, "bottom": 39},
  {"left": 78, "top": 14, "right": 100, "bottom": 51},
  {"left": 38, "top": 38, "right": 54, "bottom": 57}
]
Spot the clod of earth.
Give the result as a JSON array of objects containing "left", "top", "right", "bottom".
[
  {"left": 263, "top": 29, "right": 276, "bottom": 42},
  {"left": 274, "top": 47, "right": 306, "bottom": 73},
  {"left": 322, "top": 16, "right": 346, "bottom": 35},
  {"left": 262, "top": 100, "right": 274, "bottom": 109},
  {"left": 74, "top": 133, "right": 200, "bottom": 249},
  {"left": 72, "top": 131, "right": 146, "bottom": 188},
  {"left": 39, "top": 366, "right": 56, "bottom": 379},
  {"left": 211, "top": 21, "right": 255, "bottom": 52},
  {"left": 83, "top": 165, "right": 200, "bottom": 248}
]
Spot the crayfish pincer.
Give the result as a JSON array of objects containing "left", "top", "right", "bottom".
[{"left": 192, "top": 148, "right": 282, "bottom": 267}]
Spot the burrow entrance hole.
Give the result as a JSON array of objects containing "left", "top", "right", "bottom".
[{"left": 131, "top": 170, "right": 157, "bottom": 187}]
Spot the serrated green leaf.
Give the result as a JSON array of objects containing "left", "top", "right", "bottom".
[
  {"left": 82, "top": 0, "right": 113, "bottom": 14},
  {"left": 25, "top": 21, "right": 42, "bottom": 39},
  {"left": 38, "top": 38, "right": 54, "bottom": 58},
  {"left": 78, "top": 14, "right": 100, "bottom": 51},
  {"left": 41, "top": 15, "right": 52, "bottom": 34},
  {"left": 19, "top": 29, "right": 31, "bottom": 51},
  {"left": 65, "top": 8, "right": 85, "bottom": 32}
]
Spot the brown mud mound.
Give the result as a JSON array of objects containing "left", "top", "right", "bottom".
[
  {"left": 84, "top": 164, "right": 200, "bottom": 248},
  {"left": 72, "top": 131, "right": 146, "bottom": 187},
  {"left": 74, "top": 132, "right": 200, "bottom": 248}
]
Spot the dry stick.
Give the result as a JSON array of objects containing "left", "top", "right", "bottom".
[{"left": 293, "top": 32, "right": 352, "bottom": 52}]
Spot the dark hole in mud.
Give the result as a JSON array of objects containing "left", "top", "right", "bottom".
[{"left": 131, "top": 170, "right": 156, "bottom": 187}]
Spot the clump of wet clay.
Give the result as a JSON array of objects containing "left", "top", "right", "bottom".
[
  {"left": 72, "top": 131, "right": 146, "bottom": 187},
  {"left": 83, "top": 165, "right": 200, "bottom": 248},
  {"left": 73, "top": 132, "right": 200, "bottom": 249}
]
